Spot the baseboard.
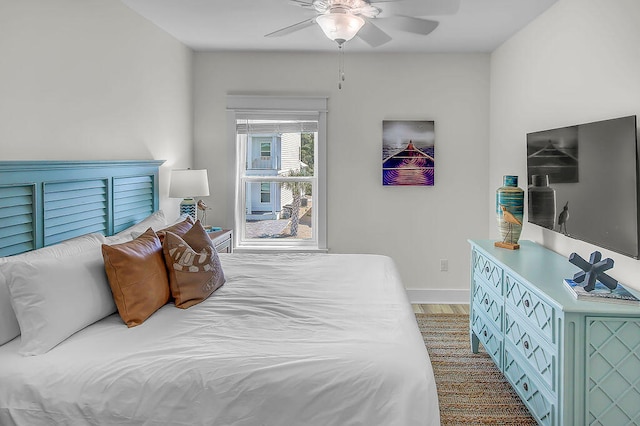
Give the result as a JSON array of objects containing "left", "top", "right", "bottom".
[{"left": 406, "top": 288, "right": 470, "bottom": 304}]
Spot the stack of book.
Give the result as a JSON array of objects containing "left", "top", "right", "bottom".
[{"left": 563, "top": 278, "right": 640, "bottom": 305}]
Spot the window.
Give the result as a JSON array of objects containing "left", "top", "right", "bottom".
[
  {"left": 227, "top": 96, "right": 327, "bottom": 251},
  {"left": 260, "top": 182, "right": 271, "bottom": 203},
  {"left": 249, "top": 136, "right": 278, "bottom": 170},
  {"left": 260, "top": 142, "right": 271, "bottom": 158}
]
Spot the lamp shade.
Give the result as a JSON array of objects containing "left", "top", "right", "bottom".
[
  {"left": 316, "top": 12, "right": 365, "bottom": 43},
  {"left": 169, "top": 169, "right": 210, "bottom": 198}
]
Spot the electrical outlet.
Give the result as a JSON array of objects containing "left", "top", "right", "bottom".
[{"left": 440, "top": 259, "right": 449, "bottom": 272}]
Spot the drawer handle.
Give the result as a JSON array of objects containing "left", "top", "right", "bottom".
[
  {"left": 485, "top": 266, "right": 490, "bottom": 273},
  {"left": 483, "top": 330, "right": 487, "bottom": 337},
  {"left": 524, "top": 299, "right": 530, "bottom": 308},
  {"left": 523, "top": 382, "right": 529, "bottom": 392},
  {"left": 484, "top": 298, "right": 489, "bottom": 305},
  {"left": 523, "top": 341, "right": 529, "bottom": 350}
]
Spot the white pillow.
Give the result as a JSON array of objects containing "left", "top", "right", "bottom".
[
  {"left": 104, "top": 210, "right": 167, "bottom": 244},
  {"left": 0, "top": 282, "right": 19, "bottom": 346},
  {"left": 0, "top": 233, "right": 106, "bottom": 346},
  {"left": 4, "top": 247, "right": 116, "bottom": 356},
  {"left": 168, "top": 213, "right": 193, "bottom": 226}
]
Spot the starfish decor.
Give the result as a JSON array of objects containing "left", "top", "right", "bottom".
[{"left": 568, "top": 251, "right": 618, "bottom": 292}]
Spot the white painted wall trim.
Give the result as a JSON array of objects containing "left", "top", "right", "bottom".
[
  {"left": 226, "top": 95, "right": 328, "bottom": 113},
  {"left": 406, "top": 288, "right": 470, "bottom": 304},
  {"left": 226, "top": 94, "right": 328, "bottom": 251}
]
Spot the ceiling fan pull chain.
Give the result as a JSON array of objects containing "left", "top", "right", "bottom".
[{"left": 338, "top": 43, "right": 345, "bottom": 90}]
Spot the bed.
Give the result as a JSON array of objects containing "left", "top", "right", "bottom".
[{"left": 0, "top": 161, "right": 440, "bottom": 426}]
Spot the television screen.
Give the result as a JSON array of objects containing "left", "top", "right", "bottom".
[{"left": 526, "top": 115, "right": 639, "bottom": 258}]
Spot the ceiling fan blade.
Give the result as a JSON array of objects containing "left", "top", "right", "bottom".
[
  {"left": 289, "top": 0, "right": 316, "bottom": 8},
  {"left": 372, "top": 0, "right": 460, "bottom": 17},
  {"left": 381, "top": 16, "right": 439, "bottom": 36},
  {"left": 356, "top": 20, "right": 392, "bottom": 47},
  {"left": 265, "top": 18, "right": 317, "bottom": 38}
]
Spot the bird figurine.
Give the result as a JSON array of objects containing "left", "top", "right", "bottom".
[
  {"left": 558, "top": 201, "right": 569, "bottom": 235},
  {"left": 197, "top": 199, "right": 208, "bottom": 225},
  {"left": 495, "top": 204, "right": 522, "bottom": 250}
]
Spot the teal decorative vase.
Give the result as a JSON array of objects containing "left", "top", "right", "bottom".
[
  {"left": 496, "top": 175, "right": 524, "bottom": 245},
  {"left": 528, "top": 174, "right": 556, "bottom": 230}
]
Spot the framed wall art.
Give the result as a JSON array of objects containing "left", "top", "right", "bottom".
[{"left": 382, "top": 120, "right": 435, "bottom": 186}]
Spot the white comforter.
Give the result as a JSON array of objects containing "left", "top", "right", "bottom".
[{"left": 0, "top": 253, "right": 440, "bottom": 426}]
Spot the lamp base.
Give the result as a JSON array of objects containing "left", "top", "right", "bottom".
[{"left": 180, "top": 198, "right": 197, "bottom": 222}]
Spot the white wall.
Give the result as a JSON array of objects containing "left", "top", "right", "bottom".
[
  {"left": 0, "top": 0, "right": 193, "bottom": 213},
  {"left": 194, "top": 51, "right": 490, "bottom": 299},
  {"left": 490, "top": 0, "right": 640, "bottom": 290}
]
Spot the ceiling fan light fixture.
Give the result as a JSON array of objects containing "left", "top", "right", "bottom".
[{"left": 316, "top": 12, "right": 365, "bottom": 44}]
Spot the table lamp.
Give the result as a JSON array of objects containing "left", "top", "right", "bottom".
[{"left": 169, "top": 169, "right": 210, "bottom": 221}]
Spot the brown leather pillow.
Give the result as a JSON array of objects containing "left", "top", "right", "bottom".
[
  {"left": 102, "top": 228, "right": 170, "bottom": 327},
  {"left": 156, "top": 216, "right": 194, "bottom": 243},
  {"left": 162, "top": 221, "right": 225, "bottom": 309}
]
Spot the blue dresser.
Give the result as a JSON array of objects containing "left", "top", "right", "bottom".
[{"left": 469, "top": 240, "right": 640, "bottom": 426}]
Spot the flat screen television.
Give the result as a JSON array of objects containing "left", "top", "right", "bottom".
[{"left": 526, "top": 115, "right": 639, "bottom": 259}]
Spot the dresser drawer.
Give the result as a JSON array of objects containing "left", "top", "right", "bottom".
[
  {"left": 473, "top": 249, "right": 503, "bottom": 294},
  {"left": 472, "top": 280, "right": 503, "bottom": 331},
  {"left": 504, "top": 345, "right": 555, "bottom": 426},
  {"left": 505, "top": 311, "right": 556, "bottom": 392},
  {"left": 471, "top": 310, "right": 502, "bottom": 368},
  {"left": 505, "top": 273, "right": 555, "bottom": 344}
]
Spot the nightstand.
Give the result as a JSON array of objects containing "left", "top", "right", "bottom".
[{"left": 208, "top": 229, "right": 233, "bottom": 253}]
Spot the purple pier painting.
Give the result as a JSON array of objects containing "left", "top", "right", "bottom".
[{"left": 382, "top": 120, "right": 435, "bottom": 186}]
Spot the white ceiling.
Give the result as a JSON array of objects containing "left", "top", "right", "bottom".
[{"left": 121, "top": 0, "right": 558, "bottom": 53}]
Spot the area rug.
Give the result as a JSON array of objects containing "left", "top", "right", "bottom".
[{"left": 416, "top": 313, "right": 537, "bottom": 425}]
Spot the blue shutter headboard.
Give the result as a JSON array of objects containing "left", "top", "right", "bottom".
[{"left": 0, "top": 160, "right": 164, "bottom": 257}]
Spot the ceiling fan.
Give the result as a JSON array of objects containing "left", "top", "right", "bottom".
[{"left": 265, "top": 0, "right": 461, "bottom": 48}]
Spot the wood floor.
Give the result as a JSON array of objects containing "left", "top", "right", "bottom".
[{"left": 412, "top": 304, "right": 470, "bottom": 314}]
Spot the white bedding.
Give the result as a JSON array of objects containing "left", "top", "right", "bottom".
[{"left": 0, "top": 253, "right": 439, "bottom": 426}]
